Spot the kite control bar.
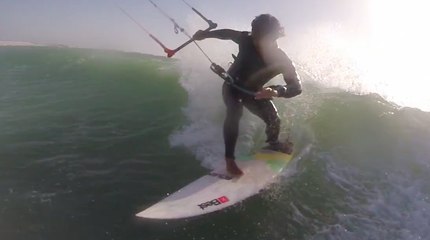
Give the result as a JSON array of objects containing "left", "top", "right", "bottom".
[
  {"left": 118, "top": 1, "right": 217, "bottom": 58},
  {"left": 170, "top": 0, "right": 218, "bottom": 56},
  {"left": 169, "top": 21, "right": 217, "bottom": 57},
  {"left": 119, "top": 0, "right": 255, "bottom": 96},
  {"left": 147, "top": 0, "right": 217, "bottom": 58}
]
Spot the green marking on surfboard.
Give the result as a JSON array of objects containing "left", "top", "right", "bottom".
[
  {"left": 237, "top": 150, "right": 292, "bottom": 172},
  {"left": 266, "top": 159, "right": 287, "bottom": 172}
]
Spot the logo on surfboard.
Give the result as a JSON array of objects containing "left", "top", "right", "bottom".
[{"left": 198, "top": 196, "right": 229, "bottom": 210}]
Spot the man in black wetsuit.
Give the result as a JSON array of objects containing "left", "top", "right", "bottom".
[{"left": 193, "top": 14, "right": 302, "bottom": 176}]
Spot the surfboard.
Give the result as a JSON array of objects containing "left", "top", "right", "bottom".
[{"left": 136, "top": 150, "right": 293, "bottom": 219}]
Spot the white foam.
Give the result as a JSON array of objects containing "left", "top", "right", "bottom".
[{"left": 311, "top": 157, "right": 430, "bottom": 239}]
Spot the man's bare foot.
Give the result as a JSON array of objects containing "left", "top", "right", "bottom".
[{"left": 226, "top": 158, "right": 244, "bottom": 176}]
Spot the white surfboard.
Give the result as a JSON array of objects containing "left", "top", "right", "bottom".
[{"left": 136, "top": 150, "right": 293, "bottom": 219}]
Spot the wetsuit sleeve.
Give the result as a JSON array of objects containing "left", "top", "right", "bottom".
[
  {"left": 269, "top": 51, "right": 302, "bottom": 98},
  {"left": 195, "top": 29, "right": 244, "bottom": 43}
]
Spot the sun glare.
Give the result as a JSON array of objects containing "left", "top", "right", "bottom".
[{"left": 367, "top": 0, "right": 430, "bottom": 110}]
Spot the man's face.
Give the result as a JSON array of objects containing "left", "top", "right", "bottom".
[{"left": 258, "top": 28, "right": 284, "bottom": 45}]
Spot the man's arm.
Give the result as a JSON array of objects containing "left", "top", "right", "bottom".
[
  {"left": 278, "top": 64, "right": 302, "bottom": 98},
  {"left": 268, "top": 52, "right": 302, "bottom": 98},
  {"left": 193, "top": 29, "right": 243, "bottom": 43}
]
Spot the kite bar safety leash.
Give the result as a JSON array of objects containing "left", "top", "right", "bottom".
[
  {"left": 209, "top": 64, "right": 257, "bottom": 96},
  {"left": 117, "top": 0, "right": 256, "bottom": 97},
  {"left": 147, "top": 0, "right": 215, "bottom": 63}
]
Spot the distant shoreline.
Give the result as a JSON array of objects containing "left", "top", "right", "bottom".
[
  {"left": 0, "top": 41, "right": 174, "bottom": 61},
  {"left": 0, "top": 41, "right": 44, "bottom": 46}
]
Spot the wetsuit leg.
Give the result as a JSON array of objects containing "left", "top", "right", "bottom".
[
  {"left": 242, "top": 97, "right": 281, "bottom": 143},
  {"left": 222, "top": 83, "right": 243, "bottom": 159}
]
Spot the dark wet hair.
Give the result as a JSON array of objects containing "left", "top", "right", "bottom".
[{"left": 251, "top": 14, "right": 282, "bottom": 38}]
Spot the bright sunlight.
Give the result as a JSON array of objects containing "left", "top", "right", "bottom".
[{"left": 367, "top": 0, "right": 430, "bottom": 110}]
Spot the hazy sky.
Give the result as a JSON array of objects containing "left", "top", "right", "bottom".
[
  {"left": 2, "top": 0, "right": 430, "bottom": 110},
  {"left": 1, "top": 0, "right": 368, "bottom": 54}
]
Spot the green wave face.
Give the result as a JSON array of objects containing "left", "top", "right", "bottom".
[
  {"left": 0, "top": 46, "right": 187, "bottom": 165},
  {"left": 1, "top": 46, "right": 430, "bottom": 240}
]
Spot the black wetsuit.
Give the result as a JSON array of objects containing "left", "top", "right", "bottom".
[{"left": 223, "top": 31, "right": 301, "bottom": 159}]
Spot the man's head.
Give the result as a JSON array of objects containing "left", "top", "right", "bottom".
[{"left": 251, "top": 14, "right": 284, "bottom": 41}]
